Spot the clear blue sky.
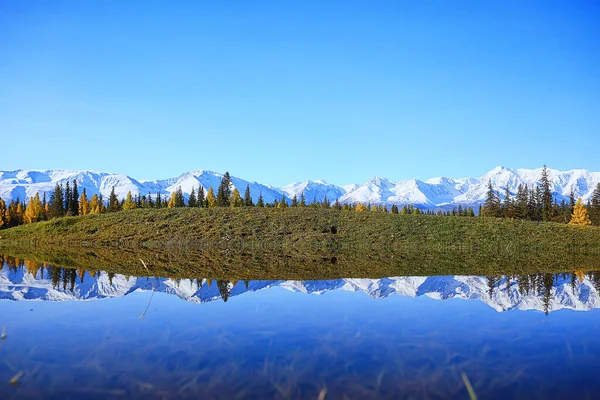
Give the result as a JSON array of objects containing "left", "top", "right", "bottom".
[{"left": 1, "top": 0, "right": 598, "bottom": 186}]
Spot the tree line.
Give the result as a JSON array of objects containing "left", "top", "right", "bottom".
[
  {"left": 481, "top": 166, "right": 600, "bottom": 226},
  {"left": 1, "top": 168, "right": 599, "bottom": 229}
]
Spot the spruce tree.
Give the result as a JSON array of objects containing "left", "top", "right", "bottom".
[
  {"left": 540, "top": 165, "right": 553, "bottom": 221},
  {"left": 243, "top": 185, "right": 253, "bottom": 207},
  {"left": 216, "top": 172, "right": 232, "bottom": 207},
  {"left": 188, "top": 187, "right": 197, "bottom": 208},
  {"left": 256, "top": 192, "right": 265, "bottom": 207},
  {"left": 198, "top": 186, "right": 205, "bottom": 207},
  {"left": 70, "top": 180, "right": 79, "bottom": 216},
  {"left": 64, "top": 182, "right": 72, "bottom": 216},
  {"left": 291, "top": 194, "right": 298, "bottom": 207},
  {"left": 300, "top": 192, "right": 306, "bottom": 207},
  {"left": 391, "top": 204, "right": 399, "bottom": 214},
  {"left": 107, "top": 186, "right": 120, "bottom": 212},
  {"left": 50, "top": 183, "right": 65, "bottom": 218},
  {"left": 277, "top": 194, "right": 288, "bottom": 208},
  {"left": 484, "top": 180, "right": 500, "bottom": 217}
]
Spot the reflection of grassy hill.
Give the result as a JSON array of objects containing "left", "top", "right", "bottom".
[{"left": 1, "top": 208, "right": 599, "bottom": 279}]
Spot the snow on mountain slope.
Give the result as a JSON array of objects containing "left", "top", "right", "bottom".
[
  {"left": 2, "top": 266, "right": 599, "bottom": 313},
  {"left": 280, "top": 180, "right": 347, "bottom": 203},
  {"left": 1, "top": 166, "right": 599, "bottom": 210},
  {"left": 0, "top": 169, "right": 284, "bottom": 204}
]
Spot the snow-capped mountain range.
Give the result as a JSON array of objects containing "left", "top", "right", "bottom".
[
  {"left": 1, "top": 166, "right": 599, "bottom": 210},
  {"left": 1, "top": 265, "right": 598, "bottom": 313}
]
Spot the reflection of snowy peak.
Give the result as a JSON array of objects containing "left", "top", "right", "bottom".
[
  {"left": 2, "top": 266, "right": 599, "bottom": 313},
  {"left": 2, "top": 166, "right": 599, "bottom": 210}
]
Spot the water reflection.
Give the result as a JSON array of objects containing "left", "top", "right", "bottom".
[{"left": 2, "top": 256, "right": 600, "bottom": 314}]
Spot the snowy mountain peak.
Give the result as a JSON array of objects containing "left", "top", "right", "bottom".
[{"left": 1, "top": 166, "right": 599, "bottom": 210}]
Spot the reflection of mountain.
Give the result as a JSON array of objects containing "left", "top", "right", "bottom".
[{"left": 2, "top": 265, "right": 600, "bottom": 313}]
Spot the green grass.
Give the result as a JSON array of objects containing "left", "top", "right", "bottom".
[{"left": 1, "top": 208, "right": 599, "bottom": 279}]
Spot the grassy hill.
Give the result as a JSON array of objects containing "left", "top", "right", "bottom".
[{"left": 1, "top": 208, "right": 599, "bottom": 279}]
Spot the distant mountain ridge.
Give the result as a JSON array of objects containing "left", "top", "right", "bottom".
[
  {"left": 1, "top": 266, "right": 599, "bottom": 313},
  {"left": 1, "top": 166, "right": 599, "bottom": 210}
]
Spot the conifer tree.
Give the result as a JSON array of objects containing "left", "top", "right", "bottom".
[
  {"left": 24, "top": 193, "right": 43, "bottom": 224},
  {"left": 484, "top": 180, "right": 500, "bottom": 217},
  {"left": 123, "top": 191, "right": 137, "bottom": 210},
  {"left": 515, "top": 184, "right": 528, "bottom": 219},
  {"left": 70, "top": 180, "right": 79, "bottom": 216},
  {"left": 64, "top": 182, "right": 72, "bottom": 215},
  {"left": 107, "top": 186, "right": 120, "bottom": 212},
  {"left": 147, "top": 192, "right": 154, "bottom": 208},
  {"left": 503, "top": 186, "right": 514, "bottom": 219},
  {"left": 569, "top": 198, "right": 592, "bottom": 226},
  {"left": 78, "top": 189, "right": 90, "bottom": 215},
  {"left": 155, "top": 193, "right": 162, "bottom": 208},
  {"left": 244, "top": 185, "right": 253, "bottom": 207},
  {"left": 391, "top": 204, "right": 399, "bottom": 214},
  {"left": 590, "top": 183, "right": 600, "bottom": 225},
  {"left": 299, "top": 192, "right": 306, "bottom": 207},
  {"left": 206, "top": 187, "right": 217, "bottom": 208},
  {"left": 414, "top": 207, "right": 421, "bottom": 215},
  {"left": 230, "top": 188, "right": 243, "bottom": 207},
  {"left": 291, "top": 194, "right": 298, "bottom": 207},
  {"left": 256, "top": 192, "right": 265, "bottom": 207},
  {"left": 50, "top": 183, "right": 65, "bottom": 218},
  {"left": 89, "top": 194, "right": 101, "bottom": 214},
  {"left": 16, "top": 202, "right": 24, "bottom": 225},
  {"left": 540, "top": 165, "right": 554, "bottom": 221},
  {"left": 188, "top": 187, "right": 197, "bottom": 208},
  {"left": 216, "top": 172, "right": 232, "bottom": 207},
  {"left": 197, "top": 186, "right": 205, "bottom": 208},
  {"left": 333, "top": 199, "right": 342, "bottom": 210}
]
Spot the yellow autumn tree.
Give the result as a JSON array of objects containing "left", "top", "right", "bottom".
[
  {"left": 89, "top": 194, "right": 100, "bottom": 214},
  {"left": 206, "top": 187, "right": 217, "bottom": 208},
  {"left": 79, "top": 190, "right": 90, "bottom": 215},
  {"left": 123, "top": 191, "right": 137, "bottom": 210},
  {"left": 569, "top": 198, "right": 592, "bottom": 226},
  {"left": 230, "top": 188, "right": 243, "bottom": 207},
  {"left": 0, "top": 199, "right": 6, "bottom": 228},
  {"left": 24, "top": 193, "right": 43, "bottom": 224},
  {"left": 355, "top": 202, "right": 368, "bottom": 212}
]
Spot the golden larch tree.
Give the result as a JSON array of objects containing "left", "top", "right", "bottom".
[
  {"left": 569, "top": 198, "right": 592, "bottom": 226},
  {"left": 123, "top": 191, "right": 137, "bottom": 210},
  {"left": 79, "top": 190, "right": 90, "bottom": 215},
  {"left": 230, "top": 188, "right": 243, "bottom": 207},
  {"left": 206, "top": 187, "right": 217, "bottom": 208},
  {"left": 24, "top": 193, "right": 43, "bottom": 224}
]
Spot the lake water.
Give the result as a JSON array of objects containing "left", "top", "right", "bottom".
[{"left": 2, "top": 260, "right": 600, "bottom": 399}]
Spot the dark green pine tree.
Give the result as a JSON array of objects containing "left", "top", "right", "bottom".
[
  {"left": 540, "top": 165, "right": 554, "bottom": 221},
  {"left": 291, "top": 194, "right": 298, "bottom": 207},
  {"left": 243, "top": 185, "right": 253, "bottom": 207},
  {"left": 64, "top": 182, "right": 72, "bottom": 215},
  {"left": 147, "top": 192, "right": 154, "bottom": 208},
  {"left": 256, "top": 192, "right": 265, "bottom": 208},
  {"left": 300, "top": 192, "right": 306, "bottom": 207},
  {"left": 322, "top": 195, "right": 330, "bottom": 208},
  {"left": 590, "top": 182, "right": 600, "bottom": 225},
  {"left": 216, "top": 172, "right": 232, "bottom": 207},
  {"left": 483, "top": 180, "right": 500, "bottom": 217},
  {"left": 188, "top": 187, "right": 197, "bottom": 207},
  {"left": 391, "top": 204, "right": 399, "bottom": 214},
  {"left": 515, "top": 184, "right": 528, "bottom": 219},
  {"left": 50, "top": 183, "right": 65, "bottom": 217},
  {"left": 107, "top": 186, "right": 120, "bottom": 212},
  {"left": 70, "top": 180, "right": 79, "bottom": 216},
  {"left": 174, "top": 187, "right": 185, "bottom": 207},
  {"left": 155, "top": 193, "right": 162, "bottom": 208},
  {"left": 197, "top": 186, "right": 205, "bottom": 208}
]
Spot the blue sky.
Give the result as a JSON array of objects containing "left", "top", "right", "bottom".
[{"left": 1, "top": 0, "right": 598, "bottom": 186}]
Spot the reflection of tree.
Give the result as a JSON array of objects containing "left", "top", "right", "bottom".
[
  {"left": 542, "top": 273, "right": 554, "bottom": 316},
  {"left": 486, "top": 275, "right": 500, "bottom": 297},
  {"left": 108, "top": 272, "right": 115, "bottom": 286},
  {"left": 217, "top": 280, "right": 231, "bottom": 302}
]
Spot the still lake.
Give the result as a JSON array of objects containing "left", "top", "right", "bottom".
[{"left": 1, "top": 259, "right": 600, "bottom": 399}]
